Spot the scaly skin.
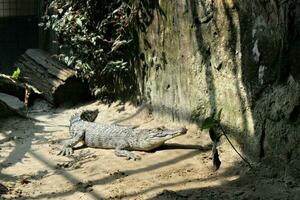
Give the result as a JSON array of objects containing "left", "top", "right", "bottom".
[{"left": 59, "top": 109, "right": 187, "bottom": 160}]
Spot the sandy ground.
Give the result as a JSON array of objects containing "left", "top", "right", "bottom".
[{"left": 0, "top": 99, "right": 299, "bottom": 200}]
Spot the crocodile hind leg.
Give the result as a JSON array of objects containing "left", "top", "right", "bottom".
[{"left": 114, "top": 147, "right": 141, "bottom": 160}]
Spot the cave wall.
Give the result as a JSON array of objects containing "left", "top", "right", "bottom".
[{"left": 136, "top": 0, "right": 300, "bottom": 174}]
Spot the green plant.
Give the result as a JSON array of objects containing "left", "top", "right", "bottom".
[
  {"left": 202, "top": 109, "right": 252, "bottom": 170},
  {"left": 202, "top": 109, "right": 223, "bottom": 145},
  {"left": 11, "top": 67, "right": 21, "bottom": 80},
  {"left": 202, "top": 109, "right": 222, "bottom": 128},
  {"left": 40, "top": 0, "right": 138, "bottom": 97}
]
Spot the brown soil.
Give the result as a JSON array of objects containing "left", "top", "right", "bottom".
[{"left": 0, "top": 100, "right": 299, "bottom": 199}]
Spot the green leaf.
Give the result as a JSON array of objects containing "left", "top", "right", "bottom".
[
  {"left": 46, "top": 21, "right": 51, "bottom": 28},
  {"left": 202, "top": 117, "right": 218, "bottom": 130},
  {"left": 217, "top": 108, "right": 223, "bottom": 121},
  {"left": 76, "top": 18, "right": 82, "bottom": 27},
  {"left": 58, "top": 8, "right": 63, "bottom": 14},
  {"left": 11, "top": 67, "right": 21, "bottom": 80},
  {"left": 67, "top": 15, "right": 73, "bottom": 21}
]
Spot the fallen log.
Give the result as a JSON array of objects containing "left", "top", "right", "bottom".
[
  {"left": 0, "top": 99, "right": 22, "bottom": 118},
  {"left": 0, "top": 73, "right": 41, "bottom": 107},
  {"left": 15, "top": 49, "right": 91, "bottom": 106},
  {"left": 0, "top": 74, "right": 26, "bottom": 102}
]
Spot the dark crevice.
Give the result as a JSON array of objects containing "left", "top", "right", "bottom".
[
  {"left": 259, "top": 118, "right": 266, "bottom": 159},
  {"left": 289, "top": 104, "right": 300, "bottom": 123}
]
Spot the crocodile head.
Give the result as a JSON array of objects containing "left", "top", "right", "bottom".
[
  {"left": 140, "top": 127, "right": 188, "bottom": 151},
  {"left": 69, "top": 109, "right": 99, "bottom": 125}
]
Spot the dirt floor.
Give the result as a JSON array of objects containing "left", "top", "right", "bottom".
[{"left": 0, "top": 99, "right": 299, "bottom": 200}]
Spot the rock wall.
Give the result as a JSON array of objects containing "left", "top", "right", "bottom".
[{"left": 135, "top": 0, "right": 300, "bottom": 174}]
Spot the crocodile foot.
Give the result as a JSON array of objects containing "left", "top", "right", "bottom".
[
  {"left": 58, "top": 147, "right": 74, "bottom": 156},
  {"left": 115, "top": 149, "right": 141, "bottom": 161},
  {"left": 125, "top": 153, "right": 141, "bottom": 161}
]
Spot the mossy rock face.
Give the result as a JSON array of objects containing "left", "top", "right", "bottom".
[
  {"left": 135, "top": 0, "right": 300, "bottom": 176},
  {"left": 253, "top": 78, "right": 300, "bottom": 173}
]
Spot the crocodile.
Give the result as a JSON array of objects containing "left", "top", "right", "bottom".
[{"left": 59, "top": 109, "right": 187, "bottom": 160}]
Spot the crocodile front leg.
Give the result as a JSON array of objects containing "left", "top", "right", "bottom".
[
  {"left": 115, "top": 147, "right": 141, "bottom": 161},
  {"left": 58, "top": 130, "right": 85, "bottom": 156}
]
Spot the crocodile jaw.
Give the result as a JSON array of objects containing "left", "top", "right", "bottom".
[{"left": 138, "top": 127, "right": 188, "bottom": 151}]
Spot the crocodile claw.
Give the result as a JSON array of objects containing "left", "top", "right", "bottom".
[
  {"left": 58, "top": 147, "right": 74, "bottom": 156},
  {"left": 127, "top": 153, "right": 141, "bottom": 161}
]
